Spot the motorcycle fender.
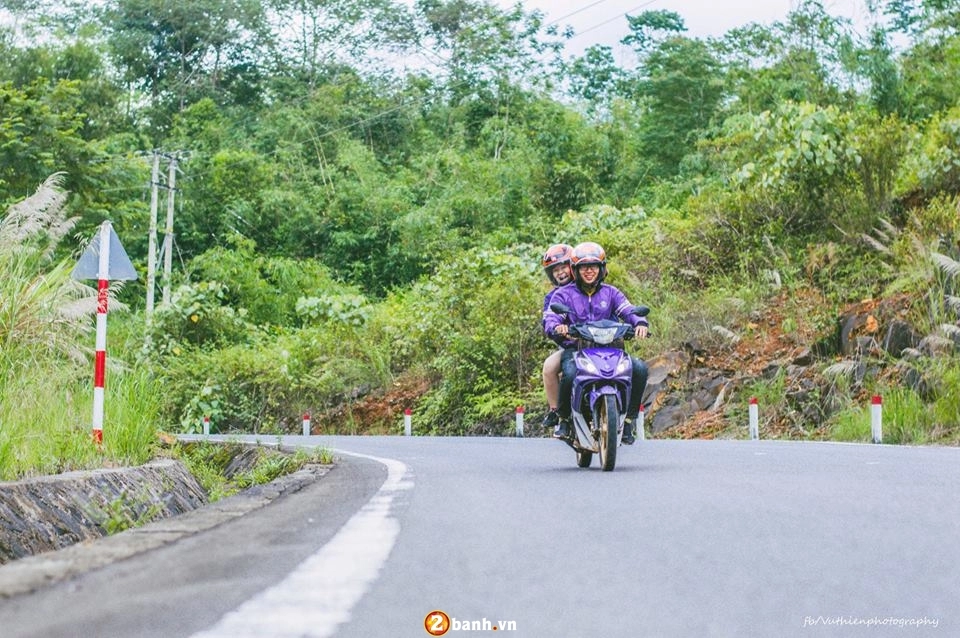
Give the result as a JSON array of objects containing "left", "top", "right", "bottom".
[{"left": 588, "top": 385, "right": 621, "bottom": 414}]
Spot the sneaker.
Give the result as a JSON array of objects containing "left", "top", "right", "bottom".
[
  {"left": 621, "top": 419, "right": 636, "bottom": 445},
  {"left": 542, "top": 409, "right": 559, "bottom": 429},
  {"left": 553, "top": 417, "right": 572, "bottom": 440}
]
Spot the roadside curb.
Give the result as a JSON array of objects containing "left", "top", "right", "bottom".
[{"left": 0, "top": 462, "right": 332, "bottom": 599}]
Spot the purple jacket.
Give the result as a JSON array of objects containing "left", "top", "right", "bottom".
[
  {"left": 543, "top": 282, "right": 647, "bottom": 347},
  {"left": 542, "top": 287, "right": 565, "bottom": 346}
]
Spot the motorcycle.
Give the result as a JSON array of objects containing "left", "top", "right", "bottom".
[{"left": 550, "top": 303, "right": 649, "bottom": 471}]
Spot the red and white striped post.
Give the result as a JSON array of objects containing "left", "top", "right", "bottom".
[
  {"left": 91, "top": 222, "right": 111, "bottom": 447},
  {"left": 637, "top": 404, "right": 646, "bottom": 441},
  {"left": 71, "top": 220, "right": 137, "bottom": 448},
  {"left": 871, "top": 395, "right": 883, "bottom": 444},
  {"left": 515, "top": 406, "right": 524, "bottom": 437},
  {"left": 404, "top": 408, "right": 412, "bottom": 436},
  {"left": 748, "top": 397, "right": 759, "bottom": 440},
  {"left": 302, "top": 413, "right": 311, "bottom": 436}
]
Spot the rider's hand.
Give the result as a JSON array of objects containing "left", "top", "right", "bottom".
[
  {"left": 554, "top": 325, "right": 569, "bottom": 337},
  {"left": 634, "top": 325, "right": 648, "bottom": 339}
]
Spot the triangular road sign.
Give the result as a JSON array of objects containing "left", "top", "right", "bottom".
[{"left": 71, "top": 221, "right": 138, "bottom": 281}]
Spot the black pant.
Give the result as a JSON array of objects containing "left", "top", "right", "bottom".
[{"left": 558, "top": 348, "right": 648, "bottom": 420}]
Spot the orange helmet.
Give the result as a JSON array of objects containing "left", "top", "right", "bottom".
[
  {"left": 542, "top": 243, "right": 573, "bottom": 285},
  {"left": 571, "top": 241, "right": 607, "bottom": 286}
]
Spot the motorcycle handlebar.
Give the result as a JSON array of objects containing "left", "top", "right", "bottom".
[{"left": 550, "top": 302, "right": 650, "bottom": 318}]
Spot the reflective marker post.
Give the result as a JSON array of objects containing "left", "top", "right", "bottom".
[
  {"left": 637, "top": 404, "right": 646, "bottom": 442},
  {"left": 515, "top": 406, "right": 524, "bottom": 437},
  {"left": 749, "top": 397, "right": 759, "bottom": 440},
  {"left": 404, "top": 408, "right": 412, "bottom": 436},
  {"left": 303, "top": 413, "right": 311, "bottom": 437},
  {"left": 871, "top": 395, "right": 883, "bottom": 444},
  {"left": 91, "top": 223, "right": 110, "bottom": 446},
  {"left": 71, "top": 221, "right": 137, "bottom": 448}
]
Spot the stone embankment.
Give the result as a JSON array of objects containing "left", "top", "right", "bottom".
[
  {"left": 0, "top": 444, "right": 332, "bottom": 597},
  {"left": 0, "top": 460, "right": 208, "bottom": 565}
]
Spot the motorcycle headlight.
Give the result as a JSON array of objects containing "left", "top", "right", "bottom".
[
  {"left": 616, "top": 357, "right": 631, "bottom": 374},
  {"left": 577, "top": 353, "right": 598, "bottom": 374}
]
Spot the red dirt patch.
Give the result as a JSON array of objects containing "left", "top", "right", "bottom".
[{"left": 314, "top": 375, "right": 431, "bottom": 435}]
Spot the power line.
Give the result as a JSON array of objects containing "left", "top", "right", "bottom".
[
  {"left": 586, "top": 1, "right": 661, "bottom": 36},
  {"left": 550, "top": 0, "right": 619, "bottom": 28}
]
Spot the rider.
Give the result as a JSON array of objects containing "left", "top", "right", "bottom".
[
  {"left": 542, "top": 241, "right": 649, "bottom": 444},
  {"left": 540, "top": 243, "right": 574, "bottom": 431}
]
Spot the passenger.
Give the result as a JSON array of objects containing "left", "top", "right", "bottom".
[{"left": 539, "top": 243, "right": 574, "bottom": 432}]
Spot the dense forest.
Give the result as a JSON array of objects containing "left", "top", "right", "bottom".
[{"left": 4, "top": 0, "right": 960, "bottom": 476}]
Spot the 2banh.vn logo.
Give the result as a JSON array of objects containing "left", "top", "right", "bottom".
[{"left": 425, "top": 610, "right": 518, "bottom": 635}]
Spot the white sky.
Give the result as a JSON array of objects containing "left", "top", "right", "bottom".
[{"left": 501, "top": 0, "right": 873, "bottom": 61}]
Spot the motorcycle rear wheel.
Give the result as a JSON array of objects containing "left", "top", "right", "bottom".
[{"left": 597, "top": 394, "right": 619, "bottom": 471}]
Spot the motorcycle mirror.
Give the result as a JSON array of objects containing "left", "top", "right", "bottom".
[{"left": 550, "top": 302, "right": 571, "bottom": 314}]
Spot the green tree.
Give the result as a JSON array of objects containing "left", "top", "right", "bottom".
[
  {"left": 616, "top": 11, "right": 726, "bottom": 179},
  {"left": 407, "top": 0, "right": 561, "bottom": 100},
  {"left": 566, "top": 45, "right": 624, "bottom": 112},
  {"left": 858, "top": 25, "right": 903, "bottom": 116},
  {"left": 0, "top": 81, "right": 89, "bottom": 202},
  {"left": 265, "top": 0, "right": 405, "bottom": 84},
  {"left": 632, "top": 36, "right": 725, "bottom": 179},
  {"left": 103, "top": 0, "right": 271, "bottom": 133},
  {"left": 717, "top": 1, "right": 856, "bottom": 114}
]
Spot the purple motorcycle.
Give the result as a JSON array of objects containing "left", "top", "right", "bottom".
[{"left": 551, "top": 303, "right": 649, "bottom": 471}]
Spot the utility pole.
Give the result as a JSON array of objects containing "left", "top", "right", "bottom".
[
  {"left": 162, "top": 153, "right": 179, "bottom": 305},
  {"left": 145, "top": 151, "right": 161, "bottom": 318}
]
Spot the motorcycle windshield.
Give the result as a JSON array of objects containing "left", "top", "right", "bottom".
[{"left": 584, "top": 325, "right": 620, "bottom": 344}]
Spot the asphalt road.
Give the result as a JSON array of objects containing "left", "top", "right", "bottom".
[{"left": 0, "top": 435, "right": 956, "bottom": 637}]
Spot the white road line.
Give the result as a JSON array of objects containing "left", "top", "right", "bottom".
[{"left": 191, "top": 451, "right": 411, "bottom": 638}]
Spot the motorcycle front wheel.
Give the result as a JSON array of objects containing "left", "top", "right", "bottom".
[{"left": 597, "top": 394, "right": 619, "bottom": 471}]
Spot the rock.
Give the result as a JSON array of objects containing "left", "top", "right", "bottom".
[
  {"left": 762, "top": 362, "right": 784, "bottom": 379},
  {"left": 919, "top": 335, "right": 955, "bottom": 357},
  {"left": 897, "top": 361, "right": 935, "bottom": 400},
  {"left": 840, "top": 313, "right": 882, "bottom": 355},
  {"left": 650, "top": 397, "right": 696, "bottom": 434},
  {"left": 645, "top": 350, "right": 689, "bottom": 386},
  {"left": 792, "top": 348, "right": 813, "bottom": 366},
  {"left": 839, "top": 314, "right": 867, "bottom": 355},
  {"left": 882, "top": 320, "right": 919, "bottom": 357}
]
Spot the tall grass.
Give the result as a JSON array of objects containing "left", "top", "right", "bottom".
[{"left": 0, "top": 364, "right": 162, "bottom": 479}]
